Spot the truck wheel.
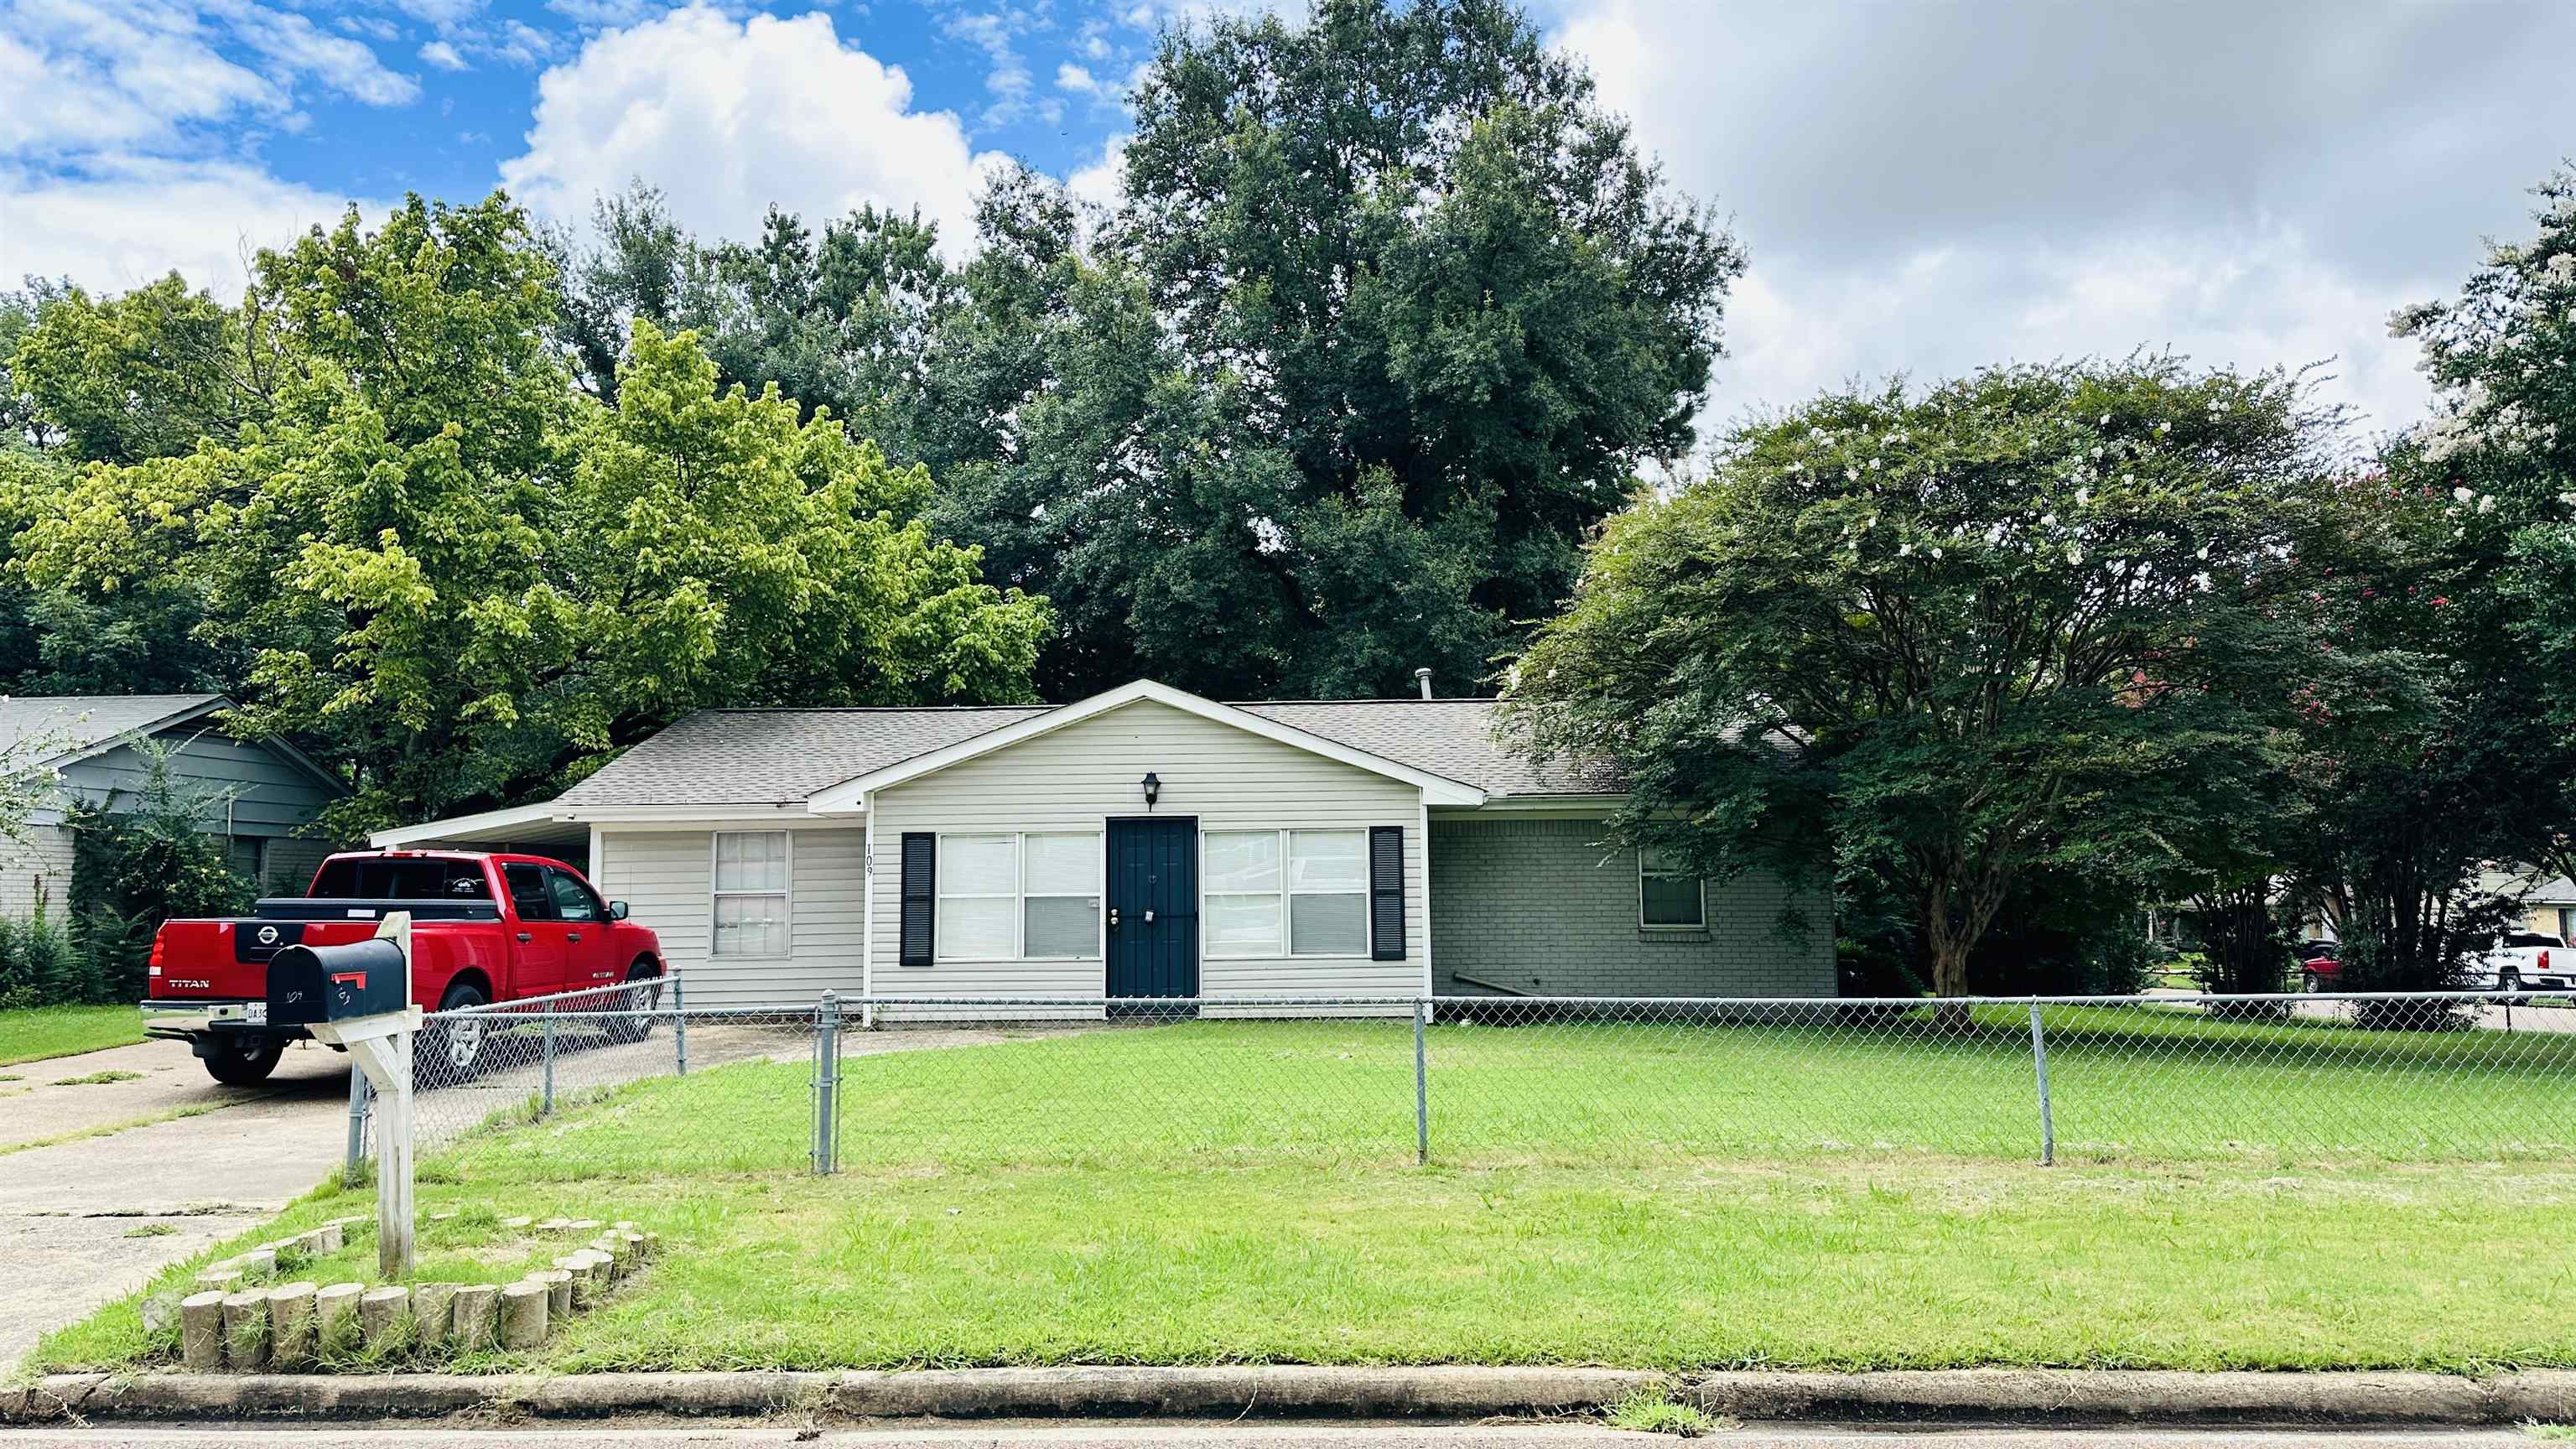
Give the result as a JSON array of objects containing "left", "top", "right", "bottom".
[
  {"left": 423, "top": 981, "right": 491, "bottom": 1083},
  {"left": 607, "top": 963, "right": 662, "bottom": 1044},
  {"left": 202, "top": 1036, "right": 284, "bottom": 1087}
]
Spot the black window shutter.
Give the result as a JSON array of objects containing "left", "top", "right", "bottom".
[
  {"left": 899, "top": 833, "right": 936, "bottom": 967},
  {"left": 1369, "top": 825, "right": 1406, "bottom": 961}
]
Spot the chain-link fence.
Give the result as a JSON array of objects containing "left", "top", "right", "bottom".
[{"left": 349, "top": 986, "right": 2576, "bottom": 1182}]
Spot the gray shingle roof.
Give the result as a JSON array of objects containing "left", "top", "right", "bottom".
[
  {"left": 556, "top": 696, "right": 1623, "bottom": 808},
  {"left": 0, "top": 693, "right": 226, "bottom": 766},
  {"left": 556, "top": 706, "right": 1049, "bottom": 807},
  {"left": 1235, "top": 700, "right": 1625, "bottom": 797}
]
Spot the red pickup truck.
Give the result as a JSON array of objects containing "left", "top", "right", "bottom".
[{"left": 142, "top": 850, "right": 663, "bottom": 1086}]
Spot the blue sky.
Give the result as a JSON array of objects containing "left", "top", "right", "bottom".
[
  {"left": 231, "top": 2, "right": 1133, "bottom": 204},
  {"left": 7, "top": 1, "right": 2576, "bottom": 439}
]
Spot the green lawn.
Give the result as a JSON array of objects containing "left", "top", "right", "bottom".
[
  {"left": 0, "top": 1003, "right": 143, "bottom": 1066},
  {"left": 34, "top": 1011, "right": 2576, "bottom": 1376}
]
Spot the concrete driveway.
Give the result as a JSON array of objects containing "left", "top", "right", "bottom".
[
  {"left": 0, "top": 1036, "right": 357, "bottom": 1373},
  {"left": 0, "top": 1016, "right": 1050, "bottom": 1374}
]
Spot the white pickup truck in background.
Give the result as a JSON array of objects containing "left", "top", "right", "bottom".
[{"left": 2475, "top": 932, "right": 2576, "bottom": 992}]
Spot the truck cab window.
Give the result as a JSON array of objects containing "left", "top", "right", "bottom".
[
  {"left": 503, "top": 863, "right": 558, "bottom": 921},
  {"left": 545, "top": 868, "right": 602, "bottom": 922}
]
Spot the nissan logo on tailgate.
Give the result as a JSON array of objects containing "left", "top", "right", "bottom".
[{"left": 257, "top": 926, "right": 280, "bottom": 946}]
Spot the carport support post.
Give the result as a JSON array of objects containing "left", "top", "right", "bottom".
[
  {"left": 671, "top": 973, "right": 689, "bottom": 1077},
  {"left": 2027, "top": 1000, "right": 2054, "bottom": 1166},
  {"left": 1413, "top": 998, "right": 1430, "bottom": 1166},
  {"left": 540, "top": 1004, "right": 556, "bottom": 1116},
  {"left": 813, "top": 991, "right": 842, "bottom": 1175}
]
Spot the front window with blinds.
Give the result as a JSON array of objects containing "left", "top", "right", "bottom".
[
  {"left": 1205, "top": 828, "right": 1368, "bottom": 957},
  {"left": 938, "top": 833, "right": 1101, "bottom": 960},
  {"left": 1639, "top": 846, "right": 1705, "bottom": 929},
  {"left": 712, "top": 831, "right": 790, "bottom": 957}
]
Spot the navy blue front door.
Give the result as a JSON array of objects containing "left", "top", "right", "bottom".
[{"left": 1106, "top": 817, "right": 1197, "bottom": 1006}]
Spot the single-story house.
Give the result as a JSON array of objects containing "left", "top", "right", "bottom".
[
  {"left": 371, "top": 680, "right": 1835, "bottom": 1015},
  {"left": 0, "top": 694, "right": 345, "bottom": 917}
]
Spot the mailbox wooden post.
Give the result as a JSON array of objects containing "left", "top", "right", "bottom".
[{"left": 272, "top": 914, "right": 420, "bottom": 1277}]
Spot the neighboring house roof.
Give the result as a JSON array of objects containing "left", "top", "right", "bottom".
[
  {"left": 0, "top": 693, "right": 228, "bottom": 769},
  {"left": 552, "top": 686, "right": 1623, "bottom": 812}
]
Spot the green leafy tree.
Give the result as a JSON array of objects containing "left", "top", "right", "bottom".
[
  {"left": 18, "top": 195, "right": 1049, "bottom": 835},
  {"left": 5, "top": 274, "right": 278, "bottom": 465},
  {"left": 1504, "top": 360, "right": 2350, "bottom": 1005},
  {"left": 551, "top": 183, "right": 953, "bottom": 445},
  {"left": 2288, "top": 168, "right": 2576, "bottom": 997}
]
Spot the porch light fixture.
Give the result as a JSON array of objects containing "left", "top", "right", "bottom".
[{"left": 1141, "top": 771, "right": 1161, "bottom": 808}]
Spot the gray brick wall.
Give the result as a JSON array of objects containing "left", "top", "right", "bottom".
[{"left": 1429, "top": 817, "right": 1836, "bottom": 998}]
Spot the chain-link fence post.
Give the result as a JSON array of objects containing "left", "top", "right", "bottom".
[
  {"left": 812, "top": 991, "right": 841, "bottom": 1176},
  {"left": 344, "top": 1065, "right": 372, "bottom": 1178},
  {"left": 540, "top": 1002, "right": 556, "bottom": 1116},
  {"left": 2027, "top": 999, "right": 2054, "bottom": 1166},
  {"left": 671, "top": 972, "right": 689, "bottom": 1076},
  {"left": 1413, "top": 997, "right": 1430, "bottom": 1165}
]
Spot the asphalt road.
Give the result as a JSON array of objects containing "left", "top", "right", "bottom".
[{"left": 0, "top": 1421, "right": 2543, "bottom": 1447}]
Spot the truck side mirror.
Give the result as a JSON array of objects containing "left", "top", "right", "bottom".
[{"left": 607, "top": 900, "right": 630, "bottom": 921}]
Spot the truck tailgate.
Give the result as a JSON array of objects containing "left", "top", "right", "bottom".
[{"left": 148, "top": 917, "right": 391, "bottom": 1000}]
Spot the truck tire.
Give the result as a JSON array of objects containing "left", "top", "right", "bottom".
[
  {"left": 202, "top": 1036, "right": 285, "bottom": 1087},
  {"left": 422, "top": 981, "right": 491, "bottom": 1083},
  {"left": 606, "top": 962, "right": 662, "bottom": 1044}
]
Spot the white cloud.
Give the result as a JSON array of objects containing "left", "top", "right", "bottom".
[
  {"left": 0, "top": 158, "right": 371, "bottom": 295},
  {"left": 1540, "top": 0, "right": 2576, "bottom": 436},
  {"left": 418, "top": 39, "right": 467, "bottom": 71},
  {"left": 498, "top": 5, "right": 1010, "bottom": 253},
  {"left": 0, "top": 0, "right": 416, "bottom": 156},
  {"left": 1066, "top": 135, "right": 1127, "bottom": 220},
  {"left": 1055, "top": 61, "right": 1099, "bottom": 95}
]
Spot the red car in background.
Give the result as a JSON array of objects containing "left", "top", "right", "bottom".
[{"left": 141, "top": 851, "right": 663, "bottom": 1086}]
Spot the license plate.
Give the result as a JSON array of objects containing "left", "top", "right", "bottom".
[{"left": 226, "top": 1002, "right": 267, "bottom": 1024}]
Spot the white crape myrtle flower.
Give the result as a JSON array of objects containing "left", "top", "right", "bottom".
[
  {"left": 2120, "top": 473, "right": 2134, "bottom": 485},
  {"left": 1898, "top": 541, "right": 1914, "bottom": 557},
  {"left": 2041, "top": 512, "right": 2058, "bottom": 526},
  {"left": 2478, "top": 494, "right": 2497, "bottom": 514},
  {"left": 1868, "top": 457, "right": 1883, "bottom": 470},
  {"left": 2076, "top": 487, "right": 2090, "bottom": 506},
  {"left": 2546, "top": 253, "right": 2576, "bottom": 283},
  {"left": 1929, "top": 546, "right": 1943, "bottom": 559},
  {"left": 1846, "top": 469, "right": 1859, "bottom": 481},
  {"left": 2098, "top": 413, "right": 2111, "bottom": 425},
  {"left": 2454, "top": 485, "right": 2475, "bottom": 503}
]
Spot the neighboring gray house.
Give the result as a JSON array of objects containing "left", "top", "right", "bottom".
[
  {"left": 0, "top": 694, "right": 345, "bottom": 918},
  {"left": 371, "top": 680, "right": 1834, "bottom": 1013}
]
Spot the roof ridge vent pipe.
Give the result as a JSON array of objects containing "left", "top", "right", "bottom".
[{"left": 1415, "top": 667, "right": 1434, "bottom": 700}]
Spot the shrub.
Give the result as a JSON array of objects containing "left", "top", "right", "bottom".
[
  {"left": 0, "top": 899, "right": 101, "bottom": 1006},
  {"left": 65, "top": 738, "right": 253, "bottom": 1004}
]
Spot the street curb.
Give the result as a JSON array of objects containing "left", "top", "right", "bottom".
[
  {"left": 1685, "top": 1368, "right": 2576, "bottom": 1424},
  {"left": 5, "top": 1366, "right": 2573, "bottom": 1426}
]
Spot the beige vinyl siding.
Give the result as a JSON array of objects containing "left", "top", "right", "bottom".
[
  {"left": 595, "top": 824, "right": 866, "bottom": 1009},
  {"left": 0, "top": 825, "right": 76, "bottom": 921},
  {"left": 867, "top": 699, "right": 1427, "bottom": 1021}
]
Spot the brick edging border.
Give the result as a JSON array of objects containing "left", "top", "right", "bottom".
[{"left": 8, "top": 1365, "right": 2575, "bottom": 1426}]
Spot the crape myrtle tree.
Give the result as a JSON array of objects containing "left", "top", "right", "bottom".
[
  {"left": 14, "top": 195, "right": 1049, "bottom": 837},
  {"left": 1504, "top": 359, "right": 2353, "bottom": 1010},
  {"left": 2296, "top": 169, "right": 2576, "bottom": 995}
]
